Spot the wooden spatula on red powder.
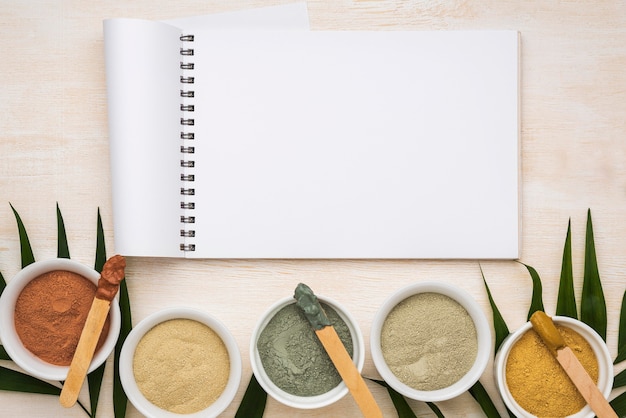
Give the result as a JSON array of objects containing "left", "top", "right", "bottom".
[{"left": 60, "top": 255, "right": 126, "bottom": 408}]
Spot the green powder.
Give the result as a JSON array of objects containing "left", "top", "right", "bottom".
[
  {"left": 381, "top": 292, "right": 477, "bottom": 391},
  {"left": 257, "top": 302, "right": 353, "bottom": 396},
  {"left": 294, "top": 283, "right": 332, "bottom": 330}
]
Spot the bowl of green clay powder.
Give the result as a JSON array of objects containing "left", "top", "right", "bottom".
[
  {"left": 371, "top": 281, "right": 492, "bottom": 402},
  {"left": 250, "top": 294, "right": 365, "bottom": 409},
  {"left": 119, "top": 307, "right": 242, "bottom": 418}
]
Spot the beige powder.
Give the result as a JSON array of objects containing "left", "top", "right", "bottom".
[
  {"left": 381, "top": 292, "right": 477, "bottom": 390},
  {"left": 133, "top": 318, "right": 230, "bottom": 414}
]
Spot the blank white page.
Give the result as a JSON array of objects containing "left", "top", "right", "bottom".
[
  {"left": 104, "top": 3, "right": 310, "bottom": 257},
  {"left": 187, "top": 30, "right": 520, "bottom": 258},
  {"left": 105, "top": 18, "right": 182, "bottom": 257}
]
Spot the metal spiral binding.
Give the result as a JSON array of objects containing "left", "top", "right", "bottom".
[{"left": 180, "top": 33, "right": 196, "bottom": 252}]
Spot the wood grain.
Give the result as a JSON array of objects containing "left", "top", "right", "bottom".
[{"left": 1, "top": 1, "right": 626, "bottom": 417}]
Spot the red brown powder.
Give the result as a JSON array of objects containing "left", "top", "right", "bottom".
[
  {"left": 14, "top": 270, "right": 111, "bottom": 366},
  {"left": 96, "top": 255, "right": 125, "bottom": 301}
]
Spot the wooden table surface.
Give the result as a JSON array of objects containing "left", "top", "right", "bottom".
[{"left": 2, "top": 1, "right": 626, "bottom": 417}]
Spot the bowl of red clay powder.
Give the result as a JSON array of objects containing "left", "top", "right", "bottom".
[{"left": 0, "top": 258, "right": 121, "bottom": 381}]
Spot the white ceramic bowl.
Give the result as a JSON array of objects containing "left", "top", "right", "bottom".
[
  {"left": 370, "top": 281, "right": 492, "bottom": 402},
  {"left": 119, "top": 307, "right": 242, "bottom": 418},
  {"left": 494, "top": 316, "right": 613, "bottom": 418},
  {"left": 0, "top": 258, "right": 121, "bottom": 381},
  {"left": 250, "top": 295, "right": 365, "bottom": 409}
]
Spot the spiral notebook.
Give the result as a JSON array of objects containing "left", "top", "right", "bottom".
[{"left": 104, "top": 4, "right": 520, "bottom": 259}]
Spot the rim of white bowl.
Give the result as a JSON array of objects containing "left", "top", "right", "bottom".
[
  {"left": 0, "top": 258, "right": 121, "bottom": 381},
  {"left": 119, "top": 307, "right": 242, "bottom": 418},
  {"left": 370, "top": 281, "right": 492, "bottom": 402},
  {"left": 494, "top": 316, "right": 613, "bottom": 418},
  {"left": 250, "top": 295, "right": 365, "bottom": 409}
]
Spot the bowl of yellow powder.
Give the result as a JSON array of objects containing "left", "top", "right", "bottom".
[
  {"left": 370, "top": 281, "right": 492, "bottom": 402},
  {"left": 119, "top": 307, "right": 242, "bottom": 418},
  {"left": 250, "top": 294, "right": 365, "bottom": 409},
  {"left": 494, "top": 315, "right": 613, "bottom": 418}
]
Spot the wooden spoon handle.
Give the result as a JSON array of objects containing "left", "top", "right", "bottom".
[
  {"left": 59, "top": 298, "right": 111, "bottom": 408},
  {"left": 315, "top": 326, "right": 383, "bottom": 418},
  {"left": 531, "top": 311, "right": 617, "bottom": 418},
  {"left": 556, "top": 347, "right": 617, "bottom": 418}
]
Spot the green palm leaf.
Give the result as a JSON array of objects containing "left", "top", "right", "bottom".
[
  {"left": 480, "top": 265, "right": 510, "bottom": 353},
  {"left": 609, "top": 390, "right": 626, "bottom": 416},
  {"left": 87, "top": 365, "right": 105, "bottom": 417},
  {"left": 86, "top": 208, "right": 133, "bottom": 418},
  {"left": 0, "top": 251, "right": 8, "bottom": 360},
  {"left": 87, "top": 209, "right": 108, "bottom": 417},
  {"left": 0, "top": 269, "right": 6, "bottom": 295},
  {"left": 580, "top": 209, "right": 607, "bottom": 340},
  {"left": 521, "top": 263, "right": 544, "bottom": 321},
  {"left": 235, "top": 374, "right": 268, "bottom": 418},
  {"left": 615, "top": 290, "right": 626, "bottom": 364},
  {"left": 426, "top": 402, "right": 445, "bottom": 418},
  {"left": 0, "top": 345, "right": 10, "bottom": 361},
  {"left": 556, "top": 219, "right": 577, "bottom": 318},
  {"left": 94, "top": 208, "right": 107, "bottom": 273},
  {"left": 0, "top": 270, "right": 5, "bottom": 361},
  {"left": 113, "top": 277, "right": 131, "bottom": 418},
  {"left": 468, "top": 381, "right": 503, "bottom": 418},
  {"left": 10, "top": 203, "right": 35, "bottom": 267},
  {"left": 0, "top": 366, "right": 92, "bottom": 416},
  {"left": 0, "top": 367, "right": 61, "bottom": 395},
  {"left": 113, "top": 247, "right": 132, "bottom": 418},
  {"left": 369, "top": 379, "right": 418, "bottom": 418},
  {"left": 613, "top": 368, "right": 626, "bottom": 388},
  {"left": 479, "top": 266, "right": 516, "bottom": 417},
  {"left": 56, "top": 203, "right": 70, "bottom": 259},
  {"left": 2, "top": 206, "right": 123, "bottom": 417}
]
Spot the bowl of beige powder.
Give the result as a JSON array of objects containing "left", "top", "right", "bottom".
[
  {"left": 119, "top": 307, "right": 241, "bottom": 418},
  {"left": 370, "top": 281, "right": 491, "bottom": 402}
]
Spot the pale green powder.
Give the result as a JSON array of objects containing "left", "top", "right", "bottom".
[{"left": 381, "top": 292, "right": 477, "bottom": 391}]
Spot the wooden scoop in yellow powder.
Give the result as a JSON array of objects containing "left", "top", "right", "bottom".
[{"left": 530, "top": 311, "right": 616, "bottom": 418}]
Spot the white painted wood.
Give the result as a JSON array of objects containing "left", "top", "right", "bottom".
[{"left": 1, "top": 1, "right": 626, "bottom": 416}]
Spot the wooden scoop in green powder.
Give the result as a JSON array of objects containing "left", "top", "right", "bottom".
[{"left": 294, "top": 283, "right": 382, "bottom": 418}]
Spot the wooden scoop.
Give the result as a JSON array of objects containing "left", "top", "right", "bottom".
[
  {"left": 294, "top": 283, "right": 382, "bottom": 418},
  {"left": 530, "top": 311, "right": 617, "bottom": 418},
  {"left": 60, "top": 255, "right": 126, "bottom": 408}
]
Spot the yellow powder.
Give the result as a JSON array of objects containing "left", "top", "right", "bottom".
[
  {"left": 133, "top": 319, "right": 230, "bottom": 414},
  {"left": 505, "top": 325, "right": 598, "bottom": 417}
]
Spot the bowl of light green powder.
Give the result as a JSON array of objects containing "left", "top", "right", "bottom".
[
  {"left": 250, "top": 294, "right": 365, "bottom": 409},
  {"left": 370, "top": 281, "right": 491, "bottom": 402},
  {"left": 119, "top": 307, "right": 242, "bottom": 417}
]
